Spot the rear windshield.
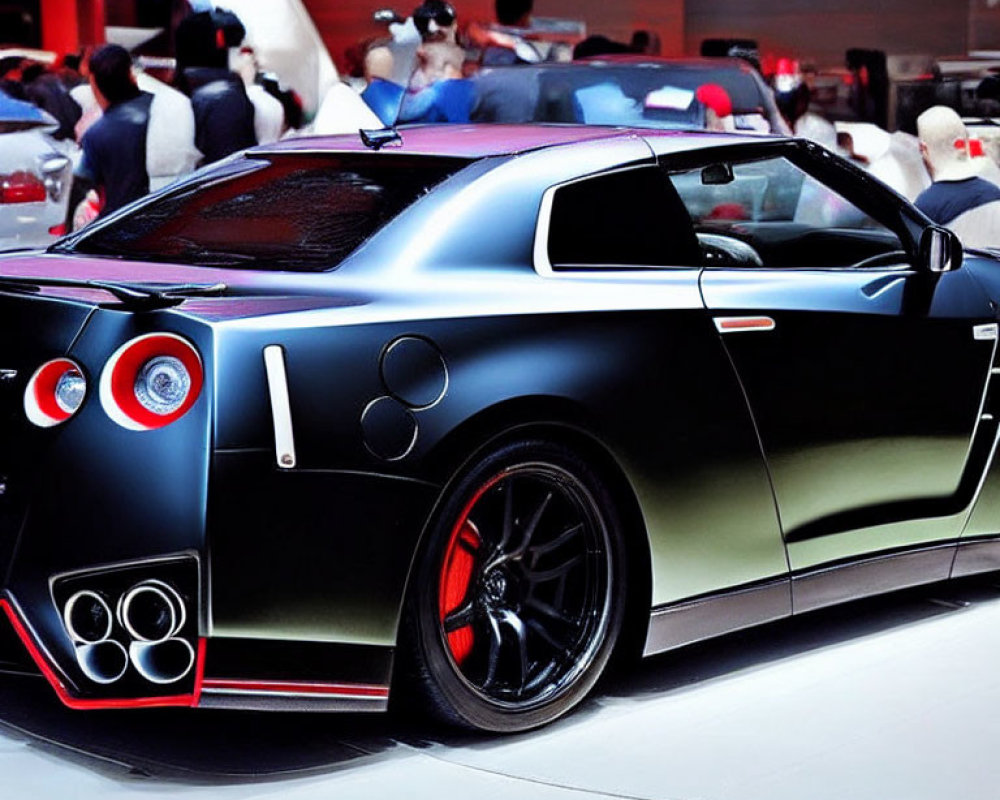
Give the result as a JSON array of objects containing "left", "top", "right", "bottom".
[{"left": 57, "top": 153, "right": 468, "bottom": 271}]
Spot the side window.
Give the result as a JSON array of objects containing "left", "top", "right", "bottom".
[
  {"left": 545, "top": 166, "right": 701, "bottom": 269},
  {"left": 668, "top": 156, "right": 905, "bottom": 269}
]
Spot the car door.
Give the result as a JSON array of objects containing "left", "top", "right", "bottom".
[
  {"left": 533, "top": 162, "right": 792, "bottom": 640},
  {"left": 666, "top": 144, "right": 998, "bottom": 609}
]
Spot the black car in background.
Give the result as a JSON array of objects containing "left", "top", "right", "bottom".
[{"left": 469, "top": 57, "right": 790, "bottom": 133}]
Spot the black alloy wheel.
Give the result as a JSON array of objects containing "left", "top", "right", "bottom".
[{"left": 401, "top": 439, "right": 627, "bottom": 732}]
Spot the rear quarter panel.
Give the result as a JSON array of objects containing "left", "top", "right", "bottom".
[{"left": 205, "top": 271, "right": 785, "bottom": 647}]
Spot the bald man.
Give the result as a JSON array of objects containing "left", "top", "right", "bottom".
[{"left": 915, "top": 105, "right": 1000, "bottom": 248}]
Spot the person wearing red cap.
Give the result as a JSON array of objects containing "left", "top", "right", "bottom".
[{"left": 696, "top": 83, "right": 734, "bottom": 132}]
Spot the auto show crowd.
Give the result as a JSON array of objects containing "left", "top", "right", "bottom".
[{"left": 2, "top": 0, "right": 1000, "bottom": 248}]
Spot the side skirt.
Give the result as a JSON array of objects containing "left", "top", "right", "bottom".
[
  {"left": 792, "top": 542, "right": 956, "bottom": 614},
  {"left": 198, "top": 680, "right": 388, "bottom": 712},
  {"left": 953, "top": 535, "right": 1000, "bottom": 578},
  {"left": 644, "top": 577, "right": 790, "bottom": 657},
  {"left": 644, "top": 537, "right": 1000, "bottom": 658},
  {"left": 197, "top": 637, "right": 392, "bottom": 712}
]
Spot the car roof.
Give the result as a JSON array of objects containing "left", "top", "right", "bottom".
[
  {"left": 254, "top": 124, "right": 774, "bottom": 160},
  {"left": 258, "top": 124, "right": 636, "bottom": 159}
]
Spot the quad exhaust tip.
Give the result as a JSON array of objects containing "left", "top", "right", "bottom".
[
  {"left": 76, "top": 640, "right": 129, "bottom": 684},
  {"left": 62, "top": 590, "right": 113, "bottom": 644},
  {"left": 60, "top": 578, "right": 194, "bottom": 686},
  {"left": 118, "top": 580, "right": 186, "bottom": 643},
  {"left": 129, "top": 638, "right": 195, "bottom": 684}
]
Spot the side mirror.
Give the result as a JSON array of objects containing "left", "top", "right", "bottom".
[
  {"left": 701, "top": 163, "right": 734, "bottom": 186},
  {"left": 919, "top": 226, "right": 963, "bottom": 273}
]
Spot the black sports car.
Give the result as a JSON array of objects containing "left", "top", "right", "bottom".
[{"left": 0, "top": 125, "right": 996, "bottom": 732}]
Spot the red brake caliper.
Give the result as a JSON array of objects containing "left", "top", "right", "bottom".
[{"left": 438, "top": 518, "right": 481, "bottom": 665}]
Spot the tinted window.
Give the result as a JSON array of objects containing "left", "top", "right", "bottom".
[
  {"left": 669, "top": 156, "right": 905, "bottom": 269},
  {"left": 63, "top": 154, "right": 467, "bottom": 271},
  {"left": 547, "top": 167, "right": 701, "bottom": 269}
]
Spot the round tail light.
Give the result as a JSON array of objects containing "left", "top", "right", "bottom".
[
  {"left": 99, "top": 334, "right": 203, "bottom": 430},
  {"left": 24, "top": 358, "right": 87, "bottom": 427}
]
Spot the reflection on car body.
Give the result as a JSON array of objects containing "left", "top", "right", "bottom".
[{"left": 0, "top": 125, "right": 995, "bottom": 733}]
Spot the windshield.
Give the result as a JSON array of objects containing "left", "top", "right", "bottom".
[
  {"left": 467, "top": 62, "right": 769, "bottom": 130},
  {"left": 56, "top": 153, "right": 469, "bottom": 271}
]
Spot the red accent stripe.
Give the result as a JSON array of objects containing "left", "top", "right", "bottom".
[
  {"left": 0, "top": 599, "right": 203, "bottom": 710},
  {"left": 192, "top": 637, "right": 207, "bottom": 704},
  {"left": 719, "top": 317, "right": 774, "bottom": 331},
  {"left": 200, "top": 679, "right": 389, "bottom": 698}
]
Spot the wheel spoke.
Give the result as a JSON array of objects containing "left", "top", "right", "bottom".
[
  {"left": 524, "top": 596, "right": 576, "bottom": 626},
  {"left": 496, "top": 480, "right": 515, "bottom": 552},
  {"left": 510, "top": 491, "right": 552, "bottom": 560},
  {"left": 499, "top": 609, "right": 530, "bottom": 693},
  {"left": 526, "top": 616, "right": 563, "bottom": 651},
  {"left": 443, "top": 600, "right": 476, "bottom": 633},
  {"left": 525, "top": 553, "right": 583, "bottom": 586},
  {"left": 483, "top": 610, "right": 503, "bottom": 690},
  {"left": 528, "top": 522, "right": 583, "bottom": 565}
]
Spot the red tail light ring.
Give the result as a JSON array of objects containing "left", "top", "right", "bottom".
[
  {"left": 99, "top": 334, "right": 203, "bottom": 431},
  {"left": 24, "top": 358, "right": 86, "bottom": 427}
]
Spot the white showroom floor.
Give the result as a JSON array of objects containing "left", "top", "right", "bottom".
[{"left": 2, "top": 578, "right": 1000, "bottom": 800}]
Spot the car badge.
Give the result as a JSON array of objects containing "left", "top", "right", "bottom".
[
  {"left": 0, "top": 370, "right": 16, "bottom": 382},
  {"left": 974, "top": 324, "right": 999, "bottom": 341}
]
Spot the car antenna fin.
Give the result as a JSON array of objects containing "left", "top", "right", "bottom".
[{"left": 359, "top": 127, "right": 403, "bottom": 150}]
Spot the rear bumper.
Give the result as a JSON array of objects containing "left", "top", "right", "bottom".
[{"left": 0, "top": 595, "right": 390, "bottom": 712}]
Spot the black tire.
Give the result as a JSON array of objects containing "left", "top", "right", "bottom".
[{"left": 399, "top": 438, "right": 628, "bottom": 732}]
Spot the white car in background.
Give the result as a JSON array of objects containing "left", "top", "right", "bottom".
[{"left": 0, "top": 90, "right": 73, "bottom": 251}]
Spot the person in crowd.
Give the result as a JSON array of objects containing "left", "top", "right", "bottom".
[
  {"left": 70, "top": 57, "right": 200, "bottom": 199},
  {"left": 470, "top": 0, "right": 544, "bottom": 66},
  {"left": 359, "top": 43, "right": 405, "bottom": 126},
  {"left": 141, "top": 67, "right": 202, "bottom": 192},
  {"left": 174, "top": 8, "right": 256, "bottom": 164},
  {"left": 68, "top": 45, "right": 154, "bottom": 224},
  {"left": 399, "top": 41, "right": 473, "bottom": 123},
  {"left": 56, "top": 53, "right": 86, "bottom": 90},
  {"left": 414, "top": 0, "right": 459, "bottom": 45},
  {"left": 915, "top": 105, "right": 1000, "bottom": 248},
  {"left": 259, "top": 72, "right": 304, "bottom": 132},
  {"left": 232, "top": 46, "right": 285, "bottom": 145},
  {"left": 772, "top": 58, "right": 837, "bottom": 143},
  {"left": 696, "top": 83, "right": 735, "bottom": 132},
  {"left": 572, "top": 35, "right": 631, "bottom": 60},
  {"left": 0, "top": 57, "right": 27, "bottom": 100},
  {"left": 630, "top": 30, "right": 661, "bottom": 56},
  {"left": 21, "top": 61, "right": 81, "bottom": 140}
]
